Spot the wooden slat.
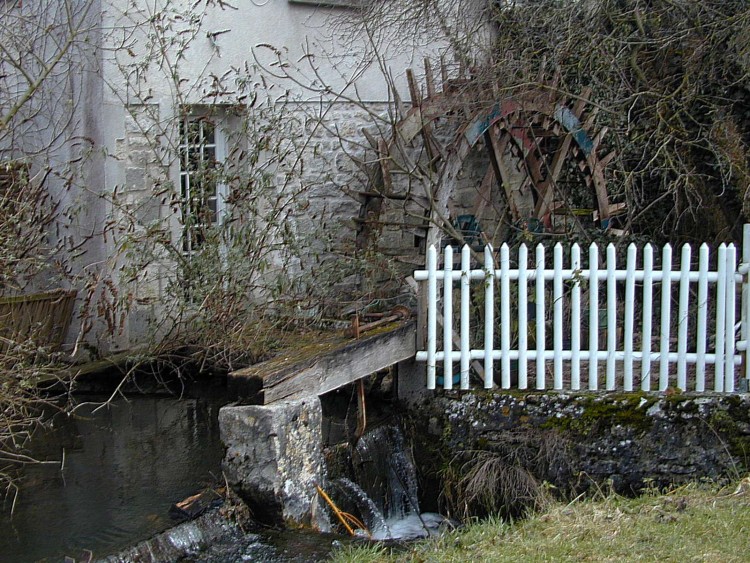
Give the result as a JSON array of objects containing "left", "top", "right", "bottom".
[
  {"left": 424, "top": 58, "right": 435, "bottom": 98},
  {"left": 0, "top": 289, "right": 76, "bottom": 351},
  {"left": 406, "top": 68, "right": 420, "bottom": 107},
  {"left": 534, "top": 133, "right": 574, "bottom": 218},
  {"left": 600, "top": 150, "right": 617, "bottom": 169},
  {"left": 378, "top": 138, "right": 393, "bottom": 195},
  {"left": 592, "top": 126, "right": 608, "bottom": 151}
]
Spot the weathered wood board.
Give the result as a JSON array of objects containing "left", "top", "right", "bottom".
[{"left": 229, "top": 321, "right": 416, "bottom": 404}]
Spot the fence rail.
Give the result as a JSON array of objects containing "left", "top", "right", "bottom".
[{"left": 414, "top": 227, "right": 750, "bottom": 393}]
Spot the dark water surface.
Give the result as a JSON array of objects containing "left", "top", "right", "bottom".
[{"left": 0, "top": 390, "right": 225, "bottom": 562}]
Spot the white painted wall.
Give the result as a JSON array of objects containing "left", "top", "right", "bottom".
[{"left": 83, "top": 0, "right": 491, "bottom": 352}]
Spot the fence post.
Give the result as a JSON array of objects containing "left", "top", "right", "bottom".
[{"left": 743, "top": 225, "right": 750, "bottom": 391}]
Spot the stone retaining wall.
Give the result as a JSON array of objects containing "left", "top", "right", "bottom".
[{"left": 406, "top": 392, "right": 750, "bottom": 510}]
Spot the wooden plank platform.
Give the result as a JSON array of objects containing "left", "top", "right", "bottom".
[{"left": 229, "top": 320, "right": 416, "bottom": 404}]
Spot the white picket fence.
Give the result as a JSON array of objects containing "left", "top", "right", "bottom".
[{"left": 414, "top": 227, "right": 750, "bottom": 393}]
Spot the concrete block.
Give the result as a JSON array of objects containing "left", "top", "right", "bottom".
[{"left": 219, "top": 399, "right": 330, "bottom": 531}]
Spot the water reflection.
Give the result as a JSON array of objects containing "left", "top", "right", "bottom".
[{"left": 0, "top": 393, "right": 224, "bottom": 562}]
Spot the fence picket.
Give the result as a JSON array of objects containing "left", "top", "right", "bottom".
[
  {"left": 744, "top": 226, "right": 750, "bottom": 385},
  {"left": 426, "top": 245, "right": 437, "bottom": 390},
  {"left": 725, "top": 244, "right": 737, "bottom": 392},
  {"left": 571, "top": 244, "right": 581, "bottom": 390},
  {"left": 677, "top": 244, "right": 692, "bottom": 390},
  {"left": 460, "top": 245, "right": 471, "bottom": 390},
  {"left": 589, "top": 243, "right": 600, "bottom": 390},
  {"left": 659, "top": 244, "right": 673, "bottom": 391},
  {"left": 624, "top": 244, "right": 637, "bottom": 391},
  {"left": 484, "top": 245, "right": 494, "bottom": 389},
  {"left": 536, "top": 244, "right": 546, "bottom": 390},
  {"left": 607, "top": 244, "right": 617, "bottom": 390},
  {"left": 554, "top": 243, "right": 564, "bottom": 390},
  {"left": 716, "top": 244, "right": 727, "bottom": 392},
  {"left": 696, "top": 244, "right": 709, "bottom": 392},
  {"left": 500, "top": 244, "right": 511, "bottom": 389},
  {"left": 518, "top": 244, "right": 529, "bottom": 389},
  {"left": 443, "top": 246, "right": 453, "bottom": 390},
  {"left": 641, "top": 244, "right": 654, "bottom": 391}
]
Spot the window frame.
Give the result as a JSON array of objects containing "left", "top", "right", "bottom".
[
  {"left": 177, "top": 113, "right": 227, "bottom": 255},
  {"left": 288, "top": 0, "right": 360, "bottom": 7}
]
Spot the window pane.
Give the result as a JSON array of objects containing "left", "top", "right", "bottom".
[{"left": 179, "top": 114, "right": 221, "bottom": 254}]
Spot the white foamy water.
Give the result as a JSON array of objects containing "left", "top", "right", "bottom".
[{"left": 369, "top": 512, "right": 452, "bottom": 540}]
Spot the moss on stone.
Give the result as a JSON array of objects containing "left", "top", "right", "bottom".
[
  {"left": 708, "top": 409, "right": 750, "bottom": 468},
  {"left": 541, "top": 394, "right": 656, "bottom": 435}
]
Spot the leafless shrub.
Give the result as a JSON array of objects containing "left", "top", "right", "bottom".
[{"left": 441, "top": 428, "right": 569, "bottom": 520}]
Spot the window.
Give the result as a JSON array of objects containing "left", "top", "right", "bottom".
[
  {"left": 178, "top": 115, "right": 225, "bottom": 254},
  {"left": 288, "top": 0, "right": 360, "bottom": 7}
]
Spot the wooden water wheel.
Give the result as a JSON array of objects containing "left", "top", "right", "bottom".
[{"left": 355, "top": 61, "right": 622, "bottom": 267}]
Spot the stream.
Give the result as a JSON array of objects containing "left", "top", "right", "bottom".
[{"left": 0, "top": 386, "right": 227, "bottom": 562}]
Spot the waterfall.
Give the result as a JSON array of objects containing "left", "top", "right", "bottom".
[
  {"left": 352, "top": 425, "right": 420, "bottom": 522},
  {"left": 328, "top": 423, "right": 448, "bottom": 540},
  {"left": 332, "top": 478, "right": 391, "bottom": 537}
]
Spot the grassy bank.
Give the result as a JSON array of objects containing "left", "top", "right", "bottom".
[{"left": 331, "top": 479, "right": 750, "bottom": 562}]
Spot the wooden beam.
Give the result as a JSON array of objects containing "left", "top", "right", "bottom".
[
  {"left": 259, "top": 322, "right": 417, "bottom": 404},
  {"left": 600, "top": 150, "right": 617, "bottom": 169}
]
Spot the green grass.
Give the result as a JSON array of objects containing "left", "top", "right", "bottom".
[{"left": 330, "top": 479, "right": 750, "bottom": 562}]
